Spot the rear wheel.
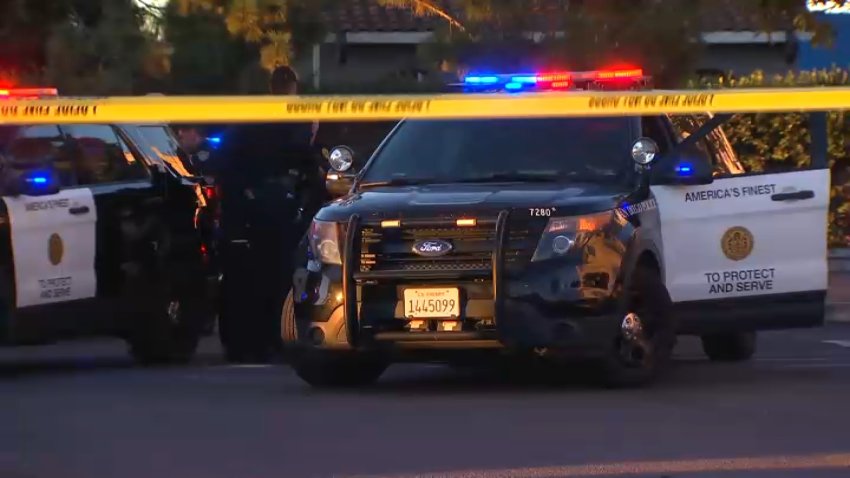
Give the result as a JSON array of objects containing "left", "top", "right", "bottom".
[
  {"left": 599, "top": 263, "right": 676, "bottom": 388},
  {"left": 293, "top": 353, "right": 387, "bottom": 388},
  {"left": 127, "top": 281, "right": 208, "bottom": 365},
  {"left": 701, "top": 332, "right": 756, "bottom": 362},
  {"left": 218, "top": 243, "right": 270, "bottom": 363},
  {"left": 125, "top": 226, "right": 212, "bottom": 365}
]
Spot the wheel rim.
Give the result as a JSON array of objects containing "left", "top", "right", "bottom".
[
  {"left": 167, "top": 300, "right": 181, "bottom": 325},
  {"left": 618, "top": 312, "right": 653, "bottom": 368}
]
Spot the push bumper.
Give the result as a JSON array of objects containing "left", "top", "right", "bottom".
[{"left": 292, "top": 210, "right": 623, "bottom": 358}]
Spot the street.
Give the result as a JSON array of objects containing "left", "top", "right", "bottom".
[{"left": 3, "top": 325, "right": 850, "bottom": 478}]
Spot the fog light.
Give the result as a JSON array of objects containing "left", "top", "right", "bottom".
[
  {"left": 407, "top": 320, "right": 427, "bottom": 331},
  {"left": 438, "top": 321, "right": 460, "bottom": 332}
]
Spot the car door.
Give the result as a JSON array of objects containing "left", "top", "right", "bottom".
[
  {"left": 651, "top": 114, "right": 829, "bottom": 331},
  {"left": 0, "top": 125, "right": 98, "bottom": 310},
  {"left": 60, "top": 124, "right": 158, "bottom": 305}
]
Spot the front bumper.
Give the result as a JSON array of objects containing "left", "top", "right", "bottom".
[{"left": 292, "top": 211, "right": 624, "bottom": 358}]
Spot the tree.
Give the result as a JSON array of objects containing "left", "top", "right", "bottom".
[
  {"left": 169, "top": 0, "right": 329, "bottom": 72},
  {"left": 161, "top": 3, "right": 258, "bottom": 93},
  {"left": 0, "top": 0, "right": 161, "bottom": 94},
  {"left": 380, "top": 0, "right": 849, "bottom": 86}
]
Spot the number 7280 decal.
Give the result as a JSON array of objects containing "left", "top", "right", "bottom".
[{"left": 529, "top": 208, "right": 555, "bottom": 217}]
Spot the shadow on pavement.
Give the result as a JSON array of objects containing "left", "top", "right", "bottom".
[{"left": 292, "top": 357, "right": 846, "bottom": 399}]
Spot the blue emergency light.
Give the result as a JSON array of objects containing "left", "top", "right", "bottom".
[
  {"left": 22, "top": 168, "right": 52, "bottom": 184},
  {"left": 21, "top": 170, "right": 56, "bottom": 195},
  {"left": 460, "top": 68, "right": 647, "bottom": 93},
  {"left": 675, "top": 163, "right": 694, "bottom": 176}
]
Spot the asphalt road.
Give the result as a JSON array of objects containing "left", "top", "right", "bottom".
[{"left": 3, "top": 326, "right": 850, "bottom": 478}]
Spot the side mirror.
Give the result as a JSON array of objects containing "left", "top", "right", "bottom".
[{"left": 325, "top": 169, "right": 355, "bottom": 198}]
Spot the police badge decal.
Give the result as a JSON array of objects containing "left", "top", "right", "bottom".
[
  {"left": 721, "top": 226, "right": 754, "bottom": 261},
  {"left": 48, "top": 233, "right": 64, "bottom": 266}
]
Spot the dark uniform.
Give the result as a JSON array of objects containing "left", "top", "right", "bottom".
[
  {"left": 179, "top": 139, "right": 216, "bottom": 178},
  {"left": 212, "top": 121, "right": 318, "bottom": 362}
]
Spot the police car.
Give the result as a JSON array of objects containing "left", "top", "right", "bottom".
[
  {"left": 0, "top": 88, "right": 217, "bottom": 364},
  {"left": 283, "top": 69, "right": 830, "bottom": 387}
]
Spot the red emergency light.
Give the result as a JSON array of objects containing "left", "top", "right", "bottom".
[
  {"left": 461, "top": 68, "right": 648, "bottom": 92},
  {"left": 0, "top": 88, "right": 59, "bottom": 99}
]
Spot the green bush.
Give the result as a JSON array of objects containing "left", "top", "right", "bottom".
[{"left": 693, "top": 67, "right": 850, "bottom": 248}]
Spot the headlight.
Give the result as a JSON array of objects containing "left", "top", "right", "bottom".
[
  {"left": 309, "top": 219, "right": 342, "bottom": 265},
  {"left": 531, "top": 211, "right": 613, "bottom": 262}
]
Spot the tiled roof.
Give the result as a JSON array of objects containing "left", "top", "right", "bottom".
[{"left": 320, "top": 0, "right": 803, "bottom": 33}]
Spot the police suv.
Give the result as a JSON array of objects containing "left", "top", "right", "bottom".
[
  {"left": 0, "top": 88, "right": 217, "bottom": 364},
  {"left": 283, "top": 69, "right": 829, "bottom": 387}
]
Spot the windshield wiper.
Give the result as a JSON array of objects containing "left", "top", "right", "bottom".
[{"left": 455, "top": 172, "right": 563, "bottom": 183}]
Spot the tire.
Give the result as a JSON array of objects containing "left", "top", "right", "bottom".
[
  {"left": 127, "top": 281, "right": 207, "bottom": 366},
  {"left": 701, "top": 332, "right": 756, "bottom": 362},
  {"left": 278, "top": 290, "right": 299, "bottom": 364},
  {"left": 600, "top": 263, "right": 676, "bottom": 388},
  {"left": 281, "top": 289, "right": 298, "bottom": 343},
  {"left": 293, "top": 353, "right": 387, "bottom": 389},
  {"left": 217, "top": 242, "right": 268, "bottom": 363}
]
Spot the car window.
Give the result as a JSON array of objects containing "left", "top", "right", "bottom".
[
  {"left": 62, "top": 124, "right": 149, "bottom": 185},
  {"left": 360, "top": 117, "right": 636, "bottom": 184},
  {"left": 668, "top": 115, "right": 745, "bottom": 177},
  {"left": 641, "top": 116, "right": 673, "bottom": 155},
  {"left": 0, "top": 125, "right": 77, "bottom": 187},
  {"left": 131, "top": 125, "right": 194, "bottom": 178}
]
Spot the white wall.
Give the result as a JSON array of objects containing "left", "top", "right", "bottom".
[{"left": 698, "top": 43, "right": 797, "bottom": 77}]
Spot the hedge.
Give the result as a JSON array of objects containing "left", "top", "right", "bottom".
[{"left": 692, "top": 67, "right": 850, "bottom": 247}]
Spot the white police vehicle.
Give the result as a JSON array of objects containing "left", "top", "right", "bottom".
[
  {"left": 286, "top": 69, "right": 829, "bottom": 387},
  {"left": 0, "top": 88, "right": 217, "bottom": 364}
]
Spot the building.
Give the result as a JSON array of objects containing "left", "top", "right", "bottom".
[
  {"left": 291, "top": 0, "right": 848, "bottom": 90},
  {"left": 798, "top": 1, "right": 850, "bottom": 69}
]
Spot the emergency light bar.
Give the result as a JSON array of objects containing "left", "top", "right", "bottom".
[
  {"left": 0, "top": 88, "right": 59, "bottom": 99},
  {"left": 460, "top": 68, "right": 650, "bottom": 93}
]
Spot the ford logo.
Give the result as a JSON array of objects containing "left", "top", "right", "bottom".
[{"left": 412, "top": 239, "right": 453, "bottom": 257}]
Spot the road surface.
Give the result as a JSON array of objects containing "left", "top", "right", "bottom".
[{"left": 3, "top": 325, "right": 850, "bottom": 478}]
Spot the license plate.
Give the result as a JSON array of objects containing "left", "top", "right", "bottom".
[{"left": 403, "top": 287, "right": 460, "bottom": 319}]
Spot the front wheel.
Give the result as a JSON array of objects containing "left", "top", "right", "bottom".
[
  {"left": 293, "top": 353, "right": 388, "bottom": 388},
  {"left": 599, "top": 263, "right": 676, "bottom": 388},
  {"left": 701, "top": 332, "right": 756, "bottom": 362}
]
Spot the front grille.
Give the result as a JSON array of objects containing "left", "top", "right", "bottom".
[{"left": 359, "top": 218, "right": 542, "bottom": 276}]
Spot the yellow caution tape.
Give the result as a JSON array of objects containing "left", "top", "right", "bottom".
[{"left": 2, "top": 87, "right": 850, "bottom": 124}]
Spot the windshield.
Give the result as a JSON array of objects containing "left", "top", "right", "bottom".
[{"left": 360, "top": 117, "right": 636, "bottom": 184}]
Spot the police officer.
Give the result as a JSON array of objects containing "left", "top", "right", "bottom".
[
  {"left": 214, "top": 66, "right": 320, "bottom": 363},
  {"left": 175, "top": 124, "right": 217, "bottom": 179}
]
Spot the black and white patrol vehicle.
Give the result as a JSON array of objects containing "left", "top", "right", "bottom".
[
  {"left": 283, "top": 69, "right": 830, "bottom": 387},
  {"left": 0, "top": 88, "right": 218, "bottom": 364}
]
